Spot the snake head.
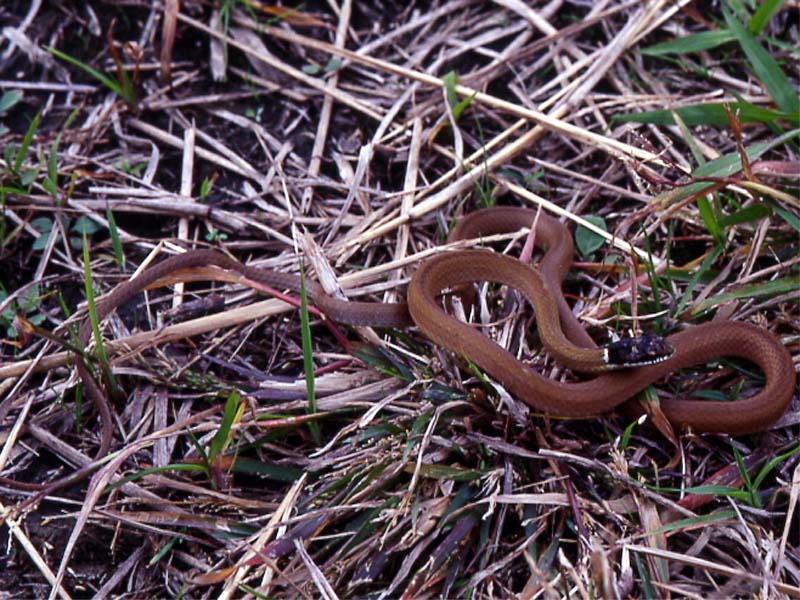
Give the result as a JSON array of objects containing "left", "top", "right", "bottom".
[{"left": 603, "top": 333, "right": 674, "bottom": 369}]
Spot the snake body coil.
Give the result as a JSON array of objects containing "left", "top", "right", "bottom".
[{"left": 78, "top": 207, "right": 794, "bottom": 451}]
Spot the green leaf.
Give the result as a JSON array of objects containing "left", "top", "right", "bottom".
[
  {"left": 681, "top": 484, "right": 751, "bottom": 500},
  {"left": 71, "top": 216, "right": 100, "bottom": 235},
  {"left": 410, "top": 463, "right": 484, "bottom": 482},
  {"left": 18, "top": 285, "right": 41, "bottom": 314},
  {"left": 769, "top": 199, "right": 800, "bottom": 233},
  {"left": 298, "top": 263, "right": 321, "bottom": 445},
  {"left": 20, "top": 168, "right": 37, "bottom": 187},
  {"left": 617, "top": 418, "right": 640, "bottom": 452},
  {"left": 694, "top": 139, "right": 774, "bottom": 178},
  {"left": 731, "top": 444, "right": 758, "bottom": 507},
  {"left": 723, "top": 5, "right": 800, "bottom": 115},
  {"left": 675, "top": 245, "right": 724, "bottom": 316},
  {"left": 105, "top": 208, "right": 125, "bottom": 268},
  {"left": 340, "top": 500, "right": 400, "bottom": 555},
  {"left": 41, "top": 176, "right": 57, "bottom": 199},
  {"left": 31, "top": 217, "right": 54, "bottom": 250},
  {"left": 108, "top": 462, "right": 209, "bottom": 489},
  {"left": 46, "top": 46, "right": 125, "bottom": 98},
  {"left": 767, "top": 35, "right": 800, "bottom": 57},
  {"left": 350, "top": 343, "right": 414, "bottom": 382},
  {"left": 324, "top": 58, "right": 342, "bottom": 72},
  {"left": 752, "top": 443, "right": 800, "bottom": 491},
  {"left": 749, "top": 0, "right": 785, "bottom": 34},
  {"left": 199, "top": 177, "right": 212, "bottom": 201},
  {"left": 651, "top": 131, "right": 798, "bottom": 210},
  {"left": 4, "top": 144, "right": 15, "bottom": 166},
  {"left": 32, "top": 234, "right": 51, "bottom": 251},
  {"left": 187, "top": 429, "right": 208, "bottom": 466},
  {"left": 689, "top": 389, "right": 731, "bottom": 401},
  {"left": 30, "top": 217, "right": 54, "bottom": 234},
  {"left": 27, "top": 313, "right": 46, "bottom": 326},
  {"left": 575, "top": 216, "right": 607, "bottom": 258},
  {"left": 697, "top": 196, "right": 722, "bottom": 243},
  {"left": 442, "top": 70, "right": 475, "bottom": 121},
  {"left": 404, "top": 410, "right": 433, "bottom": 462},
  {"left": 230, "top": 457, "right": 305, "bottom": 482},
  {"left": 675, "top": 111, "right": 705, "bottom": 166},
  {"left": 0, "top": 89, "right": 23, "bottom": 113},
  {"left": 641, "top": 30, "right": 736, "bottom": 56},
  {"left": 14, "top": 110, "right": 40, "bottom": 173},
  {"left": 726, "top": 0, "right": 751, "bottom": 17},
  {"left": 496, "top": 167, "right": 545, "bottom": 189},
  {"left": 208, "top": 392, "right": 241, "bottom": 460},
  {"left": 691, "top": 274, "right": 800, "bottom": 315},
  {"left": 451, "top": 93, "right": 476, "bottom": 121},
  {"left": 614, "top": 102, "right": 797, "bottom": 127},
  {"left": 717, "top": 203, "right": 770, "bottom": 227},
  {"left": 82, "top": 231, "right": 119, "bottom": 395},
  {"left": 442, "top": 71, "right": 459, "bottom": 110},
  {"left": 645, "top": 510, "right": 738, "bottom": 535}
]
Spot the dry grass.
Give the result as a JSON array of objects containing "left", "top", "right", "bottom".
[{"left": 0, "top": 1, "right": 798, "bottom": 598}]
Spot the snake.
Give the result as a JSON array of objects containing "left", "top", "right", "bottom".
[{"left": 75, "top": 206, "right": 793, "bottom": 459}]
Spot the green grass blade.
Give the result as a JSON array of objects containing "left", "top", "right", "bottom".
[
  {"left": 681, "top": 484, "right": 751, "bottom": 501},
  {"left": 646, "top": 510, "right": 739, "bottom": 536},
  {"left": 298, "top": 263, "right": 321, "bottom": 445},
  {"left": 82, "top": 231, "right": 119, "bottom": 396},
  {"left": 46, "top": 46, "right": 125, "bottom": 97},
  {"left": 723, "top": 4, "right": 800, "bottom": 115},
  {"left": 105, "top": 208, "right": 125, "bottom": 267},
  {"left": 631, "top": 553, "right": 652, "bottom": 598},
  {"left": 14, "top": 110, "right": 40, "bottom": 173},
  {"left": 150, "top": 536, "right": 181, "bottom": 567},
  {"left": 731, "top": 444, "right": 758, "bottom": 506},
  {"left": 769, "top": 200, "right": 800, "bottom": 233},
  {"left": 767, "top": 35, "right": 800, "bottom": 57},
  {"left": 641, "top": 30, "right": 737, "bottom": 56},
  {"left": 693, "top": 134, "right": 795, "bottom": 178},
  {"left": 339, "top": 499, "right": 399, "bottom": 555},
  {"left": 410, "top": 464, "right": 484, "bottom": 482},
  {"left": 404, "top": 410, "right": 433, "bottom": 462},
  {"left": 717, "top": 203, "right": 770, "bottom": 227},
  {"left": 674, "top": 245, "right": 724, "bottom": 316},
  {"left": 690, "top": 274, "right": 800, "bottom": 315},
  {"left": 208, "top": 392, "right": 241, "bottom": 461},
  {"left": 614, "top": 102, "right": 797, "bottom": 127},
  {"left": 350, "top": 343, "right": 414, "bottom": 382},
  {"left": 749, "top": 0, "right": 785, "bottom": 34},
  {"left": 442, "top": 70, "right": 475, "bottom": 122},
  {"left": 56, "top": 291, "right": 84, "bottom": 354},
  {"left": 187, "top": 428, "right": 209, "bottom": 466},
  {"left": 640, "top": 221, "right": 665, "bottom": 316},
  {"left": 443, "top": 71, "right": 460, "bottom": 112},
  {"left": 696, "top": 196, "right": 722, "bottom": 243},
  {"left": 108, "top": 462, "right": 209, "bottom": 490},
  {"left": 672, "top": 109, "right": 705, "bottom": 165},
  {"left": 42, "top": 108, "right": 79, "bottom": 199},
  {"left": 238, "top": 585, "right": 269, "bottom": 600},
  {"left": 45, "top": 135, "right": 60, "bottom": 200},
  {"left": 617, "top": 418, "right": 639, "bottom": 452},
  {"left": 752, "top": 443, "right": 800, "bottom": 491}
]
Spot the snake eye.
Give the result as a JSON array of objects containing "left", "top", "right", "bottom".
[{"left": 603, "top": 333, "right": 674, "bottom": 368}]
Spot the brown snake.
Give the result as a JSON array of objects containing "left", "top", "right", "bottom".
[{"left": 75, "top": 206, "right": 793, "bottom": 462}]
